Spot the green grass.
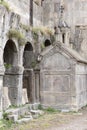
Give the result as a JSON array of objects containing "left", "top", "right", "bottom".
[
  {"left": 4, "top": 63, "right": 12, "bottom": 69},
  {"left": 45, "top": 107, "right": 61, "bottom": 114},
  {"left": 0, "top": 119, "right": 13, "bottom": 130},
  {"left": 0, "top": 108, "right": 81, "bottom": 130}
]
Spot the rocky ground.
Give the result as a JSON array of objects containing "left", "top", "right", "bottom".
[{"left": 1, "top": 106, "right": 87, "bottom": 130}]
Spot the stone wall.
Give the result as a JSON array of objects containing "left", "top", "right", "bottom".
[
  {"left": 42, "top": 0, "right": 60, "bottom": 28},
  {"left": 5, "top": 0, "right": 43, "bottom": 26},
  {"left": 0, "top": 0, "right": 52, "bottom": 111},
  {"left": 40, "top": 44, "right": 87, "bottom": 111},
  {"left": 0, "top": 0, "right": 87, "bottom": 113},
  {"left": 42, "top": 0, "right": 87, "bottom": 46},
  {"left": 74, "top": 26, "right": 87, "bottom": 59},
  {"left": 40, "top": 45, "right": 73, "bottom": 110},
  {"left": 75, "top": 63, "right": 87, "bottom": 110}
]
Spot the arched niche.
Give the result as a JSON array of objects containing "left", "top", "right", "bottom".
[
  {"left": 44, "top": 39, "right": 52, "bottom": 47},
  {"left": 3, "top": 39, "right": 18, "bottom": 66},
  {"left": 3, "top": 39, "right": 18, "bottom": 109},
  {"left": 23, "top": 42, "right": 34, "bottom": 104},
  {"left": 62, "top": 33, "right": 65, "bottom": 43},
  {"left": 23, "top": 42, "right": 34, "bottom": 68}
]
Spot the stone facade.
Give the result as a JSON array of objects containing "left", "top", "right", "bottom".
[
  {"left": 0, "top": 0, "right": 87, "bottom": 113},
  {"left": 40, "top": 43, "right": 87, "bottom": 111}
]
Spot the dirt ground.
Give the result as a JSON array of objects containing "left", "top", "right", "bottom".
[{"left": 3, "top": 106, "right": 87, "bottom": 130}]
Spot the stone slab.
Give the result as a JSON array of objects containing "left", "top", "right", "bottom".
[{"left": 22, "top": 88, "right": 28, "bottom": 105}]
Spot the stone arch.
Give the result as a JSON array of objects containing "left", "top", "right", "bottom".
[
  {"left": 3, "top": 39, "right": 18, "bottom": 66},
  {"left": 24, "top": 42, "right": 33, "bottom": 51},
  {"left": 3, "top": 39, "right": 18, "bottom": 109},
  {"left": 23, "top": 42, "right": 34, "bottom": 68},
  {"left": 22, "top": 42, "right": 35, "bottom": 104},
  {"left": 44, "top": 39, "right": 52, "bottom": 47}
]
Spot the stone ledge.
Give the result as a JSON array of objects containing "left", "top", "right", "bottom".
[{"left": 5, "top": 66, "right": 24, "bottom": 75}]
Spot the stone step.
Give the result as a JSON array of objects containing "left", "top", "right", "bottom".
[
  {"left": 7, "top": 113, "right": 33, "bottom": 122},
  {"left": 7, "top": 114, "right": 18, "bottom": 122},
  {"left": 5, "top": 103, "right": 40, "bottom": 115},
  {"left": 4, "top": 104, "right": 43, "bottom": 122},
  {"left": 24, "top": 115, "right": 32, "bottom": 118},
  {"left": 5, "top": 105, "right": 30, "bottom": 117},
  {"left": 16, "top": 117, "right": 33, "bottom": 124},
  {"left": 30, "top": 110, "right": 44, "bottom": 118},
  {"left": 5, "top": 108, "right": 19, "bottom": 115},
  {"left": 30, "top": 110, "right": 44, "bottom": 115}
]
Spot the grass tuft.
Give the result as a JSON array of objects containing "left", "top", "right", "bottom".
[{"left": 7, "top": 29, "right": 26, "bottom": 45}]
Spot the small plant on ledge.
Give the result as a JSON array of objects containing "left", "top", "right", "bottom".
[{"left": 4, "top": 63, "right": 12, "bottom": 69}]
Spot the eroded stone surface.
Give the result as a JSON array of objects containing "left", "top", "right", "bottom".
[{"left": 0, "top": 0, "right": 87, "bottom": 117}]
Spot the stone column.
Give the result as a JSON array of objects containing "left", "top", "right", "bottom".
[
  {"left": 18, "top": 46, "right": 24, "bottom": 66},
  {"left": 0, "top": 47, "right": 5, "bottom": 112},
  {"left": 34, "top": 69, "right": 40, "bottom": 103},
  {"left": 4, "top": 66, "right": 24, "bottom": 106},
  {"left": 29, "top": 69, "right": 36, "bottom": 103},
  {"left": 35, "top": 32, "right": 41, "bottom": 57},
  {"left": 0, "top": 65, "right": 5, "bottom": 111}
]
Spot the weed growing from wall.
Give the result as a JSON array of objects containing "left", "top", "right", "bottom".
[{"left": 4, "top": 63, "right": 12, "bottom": 69}]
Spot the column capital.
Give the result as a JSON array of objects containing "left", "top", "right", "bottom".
[{"left": 5, "top": 65, "right": 24, "bottom": 75}]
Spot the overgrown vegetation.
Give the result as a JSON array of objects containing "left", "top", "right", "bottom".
[
  {"left": 38, "top": 104, "right": 43, "bottom": 110},
  {"left": 4, "top": 63, "right": 12, "bottom": 69},
  {"left": 32, "top": 26, "right": 55, "bottom": 43},
  {"left": 0, "top": 0, "right": 10, "bottom": 11},
  {"left": 3, "top": 112, "right": 8, "bottom": 120},
  {"left": 7, "top": 26, "right": 55, "bottom": 46},
  {"left": 7, "top": 29, "right": 27, "bottom": 45},
  {"left": 0, "top": 119, "right": 13, "bottom": 130},
  {"left": 38, "top": 105, "right": 60, "bottom": 113},
  {"left": 45, "top": 107, "right": 60, "bottom": 113},
  {"left": 0, "top": 105, "right": 85, "bottom": 130},
  {"left": 7, "top": 29, "right": 24, "bottom": 39},
  {"left": 32, "top": 26, "right": 54, "bottom": 36}
]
